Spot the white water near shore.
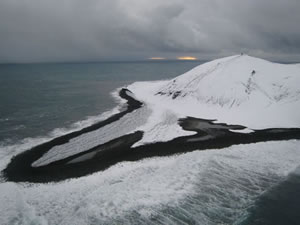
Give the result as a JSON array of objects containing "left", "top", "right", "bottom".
[
  {"left": 0, "top": 93, "right": 122, "bottom": 173},
  {"left": 0, "top": 140, "right": 300, "bottom": 225}
]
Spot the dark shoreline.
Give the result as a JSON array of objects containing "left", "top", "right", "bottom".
[
  {"left": 3, "top": 90, "right": 300, "bottom": 183},
  {"left": 2, "top": 88, "right": 144, "bottom": 182}
]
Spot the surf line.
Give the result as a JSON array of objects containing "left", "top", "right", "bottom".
[
  {"left": 3, "top": 88, "right": 144, "bottom": 182},
  {"left": 3, "top": 91, "right": 300, "bottom": 183}
]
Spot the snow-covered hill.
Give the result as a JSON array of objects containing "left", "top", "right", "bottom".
[
  {"left": 128, "top": 55, "right": 300, "bottom": 144},
  {"left": 157, "top": 55, "right": 300, "bottom": 107}
]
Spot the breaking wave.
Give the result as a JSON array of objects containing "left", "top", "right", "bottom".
[{"left": 0, "top": 140, "right": 299, "bottom": 224}]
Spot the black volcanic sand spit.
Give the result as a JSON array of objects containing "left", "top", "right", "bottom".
[
  {"left": 3, "top": 89, "right": 300, "bottom": 183},
  {"left": 3, "top": 88, "right": 143, "bottom": 182}
]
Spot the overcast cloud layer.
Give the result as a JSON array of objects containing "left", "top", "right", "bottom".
[{"left": 0, "top": 0, "right": 300, "bottom": 63}]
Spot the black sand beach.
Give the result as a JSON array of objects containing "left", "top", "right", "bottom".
[{"left": 3, "top": 89, "right": 300, "bottom": 183}]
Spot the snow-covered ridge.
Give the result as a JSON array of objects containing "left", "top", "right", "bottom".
[
  {"left": 128, "top": 55, "right": 300, "bottom": 134},
  {"left": 157, "top": 55, "right": 300, "bottom": 107}
]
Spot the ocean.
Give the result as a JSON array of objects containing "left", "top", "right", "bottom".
[
  {"left": 0, "top": 61, "right": 299, "bottom": 225},
  {"left": 0, "top": 61, "right": 201, "bottom": 146}
]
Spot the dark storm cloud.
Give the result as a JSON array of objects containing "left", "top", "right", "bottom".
[{"left": 0, "top": 0, "right": 300, "bottom": 63}]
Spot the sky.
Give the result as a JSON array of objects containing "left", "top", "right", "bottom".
[{"left": 0, "top": 0, "right": 300, "bottom": 63}]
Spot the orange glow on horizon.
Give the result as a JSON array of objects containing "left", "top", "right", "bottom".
[{"left": 177, "top": 56, "right": 198, "bottom": 60}]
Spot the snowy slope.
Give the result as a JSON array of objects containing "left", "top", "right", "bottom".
[
  {"left": 156, "top": 55, "right": 300, "bottom": 107},
  {"left": 125, "top": 55, "right": 299, "bottom": 144},
  {"left": 127, "top": 55, "right": 300, "bottom": 145}
]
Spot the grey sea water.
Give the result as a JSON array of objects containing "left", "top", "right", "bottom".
[{"left": 0, "top": 61, "right": 201, "bottom": 145}]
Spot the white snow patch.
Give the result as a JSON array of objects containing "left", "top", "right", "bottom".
[
  {"left": 125, "top": 90, "right": 136, "bottom": 99},
  {"left": 133, "top": 110, "right": 195, "bottom": 147},
  {"left": 32, "top": 106, "right": 151, "bottom": 167},
  {"left": 229, "top": 128, "right": 254, "bottom": 134}
]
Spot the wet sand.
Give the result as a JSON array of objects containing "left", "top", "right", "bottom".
[{"left": 3, "top": 90, "right": 300, "bottom": 183}]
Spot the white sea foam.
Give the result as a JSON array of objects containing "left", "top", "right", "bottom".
[
  {"left": 0, "top": 183, "right": 47, "bottom": 225},
  {"left": 0, "top": 118, "right": 10, "bottom": 122},
  {"left": 0, "top": 141, "right": 299, "bottom": 225}
]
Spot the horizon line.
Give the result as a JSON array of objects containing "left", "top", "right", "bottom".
[{"left": 0, "top": 59, "right": 207, "bottom": 65}]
